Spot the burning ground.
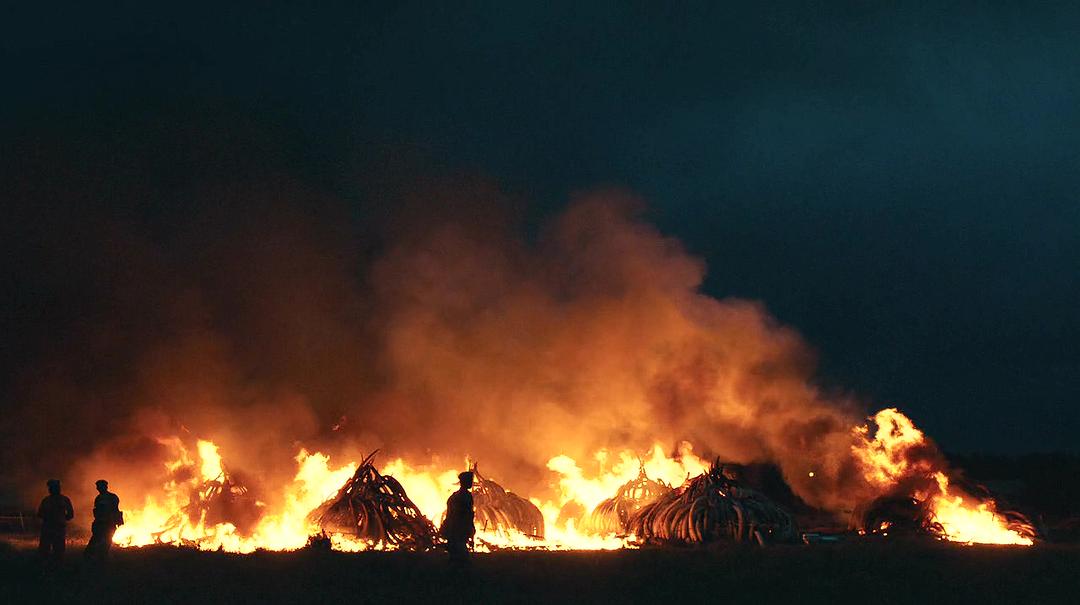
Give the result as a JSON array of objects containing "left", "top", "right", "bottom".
[{"left": 3, "top": 181, "right": 1036, "bottom": 550}]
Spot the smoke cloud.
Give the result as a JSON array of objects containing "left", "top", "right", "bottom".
[{"left": 3, "top": 161, "right": 881, "bottom": 516}]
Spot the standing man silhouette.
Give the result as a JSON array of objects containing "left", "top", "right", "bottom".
[
  {"left": 441, "top": 471, "right": 475, "bottom": 563},
  {"left": 85, "top": 479, "right": 122, "bottom": 561},
  {"left": 37, "top": 479, "right": 74, "bottom": 564}
]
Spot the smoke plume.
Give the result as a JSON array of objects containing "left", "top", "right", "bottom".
[{"left": 3, "top": 159, "right": 881, "bottom": 515}]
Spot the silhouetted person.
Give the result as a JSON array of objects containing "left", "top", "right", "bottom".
[
  {"left": 84, "top": 479, "right": 122, "bottom": 561},
  {"left": 441, "top": 471, "right": 475, "bottom": 563},
  {"left": 37, "top": 479, "right": 74, "bottom": 564}
]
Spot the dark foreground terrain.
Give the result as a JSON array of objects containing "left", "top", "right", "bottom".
[{"left": 2, "top": 539, "right": 1077, "bottom": 604}]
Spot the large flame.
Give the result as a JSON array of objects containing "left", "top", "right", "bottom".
[
  {"left": 114, "top": 439, "right": 707, "bottom": 551},
  {"left": 113, "top": 409, "right": 1033, "bottom": 552},
  {"left": 927, "top": 472, "right": 1033, "bottom": 546},
  {"left": 114, "top": 442, "right": 359, "bottom": 552},
  {"left": 852, "top": 409, "right": 1034, "bottom": 546}
]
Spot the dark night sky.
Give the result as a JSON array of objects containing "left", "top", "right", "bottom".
[{"left": 3, "top": 2, "right": 1078, "bottom": 454}]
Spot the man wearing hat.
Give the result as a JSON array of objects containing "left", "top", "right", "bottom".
[
  {"left": 85, "top": 479, "right": 122, "bottom": 561},
  {"left": 440, "top": 471, "right": 475, "bottom": 562},
  {"left": 37, "top": 479, "right": 74, "bottom": 563}
]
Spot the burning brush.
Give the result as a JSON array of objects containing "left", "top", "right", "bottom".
[
  {"left": 583, "top": 465, "right": 671, "bottom": 536},
  {"left": 470, "top": 463, "right": 545, "bottom": 540},
  {"left": 628, "top": 461, "right": 797, "bottom": 546},
  {"left": 309, "top": 450, "right": 438, "bottom": 550}
]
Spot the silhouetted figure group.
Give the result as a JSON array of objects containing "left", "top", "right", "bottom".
[
  {"left": 36, "top": 478, "right": 123, "bottom": 565},
  {"left": 440, "top": 471, "right": 475, "bottom": 564}
]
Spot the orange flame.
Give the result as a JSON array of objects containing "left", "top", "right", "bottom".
[
  {"left": 927, "top": 472, "right": 1034, "bottom": 546},
  {"left": 115, "top": 409, "right": 1033, "bottom": 552},
  {"left": 114, "top": 442, "right": 359, "bottom": 552},
  {"left": 115, "top": 439, "right": 709, "bottom": 551},
  {"left": 852, "top": 409, "right": 1034, "bottom": 546}
]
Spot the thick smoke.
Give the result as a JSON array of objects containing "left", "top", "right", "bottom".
[
  {"left": 4, "top": 166, "right": 879, "bottom": 516},
  {"left": 366, "top": 188, "right": 870, "bottom": 509}
]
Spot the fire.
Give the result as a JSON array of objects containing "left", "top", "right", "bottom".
[
  {"left": 114, "top": 442, "right": 359, "bottom": 552},
  {"left": 363, "top": 442, "right": 707, "bottom": 550},
  {"left": 114, "top": 439, "right": 707, "bottom": 552},
  {"left": 852, "top": 408, "right": 936, "bottom": 488},
  {"left": 113, "top": 410, "right": 1032, "bottom": 552},
  {"left": 540, "top": 441, "right": 707, "bottom": 549},
  {"left": 852, "top": 409, "right": 1035, "bottom": 546},
  {"left": 196, "top": 440, "right": 224, "bottom": 483},
  {"left": 927, "top": 472, "right": 1034, "bottom": 546}
]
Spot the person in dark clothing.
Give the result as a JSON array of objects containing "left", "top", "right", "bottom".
[
  {"left": 37, "top": 479, "right": 74, "bottom": 563},
  {"left": 84, "top": 479, "right": 122, "bottom": 561},
  {"left": 440, "top": 471, "right": 475, "bottom": 562}
]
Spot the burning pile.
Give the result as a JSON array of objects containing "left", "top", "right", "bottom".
[
  {"left": 308, "top": 451, "right": 437, "bottom": 550},
  {"left": 107, "top": 411, "right": 1037, "bottom": 552},
  {"left": 17, "top": 193, "right": 1049, "bottom": 553},
  {"left": 113, "top": 439, "right": 275, "bottom": 551},
  {"left": 181, "top": 460, "right": 260, "bottom": 537},
  {"left": 583, "top": 466, "right": 671, "bottom": 536},
  {"left": 628, "top": 461, "right": 797, "bottom": 546},
  {"left": 853, "top": 473, "right": 1036, "bottom": 545},
  {"left": 115, "top": 442, "right": 395, "bottom": 552},
  {"left": 855, "top": 494, "right": 928, "bottom": 538},
  {"left": 470, "top": 463, "right": 545, "bottom": 540},
  {"left": 851, "top": 409, "right": 1036, "bottom": 545}
]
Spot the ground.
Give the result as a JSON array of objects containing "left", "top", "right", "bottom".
[{"left": 1, "top": 539, "right": 1077, "bottom": 604}]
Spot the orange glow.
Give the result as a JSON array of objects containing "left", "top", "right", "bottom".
[
  {"left": 927, "top": 472, "right": 1034, "bottom": 546},
  {"left": 114, "top": 439, "right": 707, "bottom": 552},
  {"left": 196, "top": 440, "right": 224, "bottom": 483},
  {"left": 114, "top": 442, "right": 358, "bottom": 552},
  {"left": 114, "top": 410, "right": 1032, "bottom": 552},
  {"left": 851, "top": 408, "right": 935, "bottom": 488},
  {"left": 852, "top": 409, "right": 1034, "bottom": 546}
]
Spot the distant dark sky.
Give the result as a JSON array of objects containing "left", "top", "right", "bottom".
[{"left": 3, "top": 2, "right": 1078, "bottom": 453}]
